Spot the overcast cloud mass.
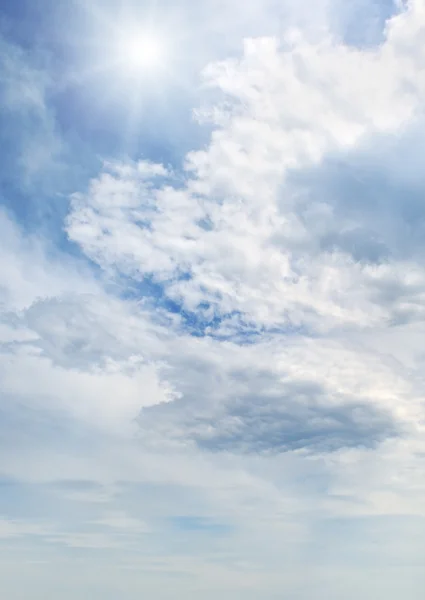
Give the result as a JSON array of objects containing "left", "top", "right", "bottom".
[{"left": 0, "top": 0, "right": 425, "bottom": 598}]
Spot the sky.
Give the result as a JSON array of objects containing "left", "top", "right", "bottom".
[{"left": 0, "top": 0, "right": 425, "bottom": 598}]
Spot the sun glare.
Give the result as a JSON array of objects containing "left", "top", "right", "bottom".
[{"left": 120, "top": 33, "right": 165, "bottom": 71}]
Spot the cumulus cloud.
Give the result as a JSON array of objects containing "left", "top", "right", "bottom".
[
  {"left": 6, "top": 1, "right": 415, "bottom": 480},
  {"left": 67, "top": 2, "right": 425, "bottom": 334},
  {"left": 59, "top": 2, "right": 425, "bottom": 531},
  {"left": 2, "top": 2, "right": 425, "bottom": 598}
]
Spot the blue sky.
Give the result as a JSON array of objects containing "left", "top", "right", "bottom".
[{"left": 1, "top": 0, "right": 425, "bottom": 598}]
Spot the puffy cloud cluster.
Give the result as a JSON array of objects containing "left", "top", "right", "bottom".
[{"left": 67, "top": 2, "right": 425, "bottom": 334}]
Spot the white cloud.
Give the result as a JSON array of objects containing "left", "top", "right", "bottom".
[
  {"left": 0, "top": 209, "right": 96, "bottom": 311},
  {"left": 0, "top": 518, "right": 48, "bottom": 539},
  {"left": 0, "top": 346, "right": 176, "bottom": 433},
  {"left": 2, "top": 2, "right": 425, "bottom": 599},
  {"left": 67, "top": 2, "right": 425, "bottom": 332},
  {"left": 60, "top": 0, "right": 425, "bottom": 526},
  {"left": 0, "top": 211, "right": 178, "bottom": 438},
  {"left": 93, "top": 511, "right": 149, "bottom": 533}
]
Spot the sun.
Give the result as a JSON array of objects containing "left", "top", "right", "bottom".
[{"left": 119, "top": 33, "right": 165, "bottom": 72}]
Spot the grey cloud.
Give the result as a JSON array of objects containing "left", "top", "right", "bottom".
[
  {"left": 22, "top": 295, "right": 126, "bottom": 369},
  {"left": 272, "top": 118, "right": 425, "bottom": 326},
  {"left": 21, "top": 293, "right": 167, "bottom": 370},
  {"left": 285, "top": 120, "right": 425, "bottom": 265},
  {"left": 192, "top": 398, "right": 398, "bottom": 455},
  {"left": 140, "top": 379, "right": 399, "bottom": 455}
]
